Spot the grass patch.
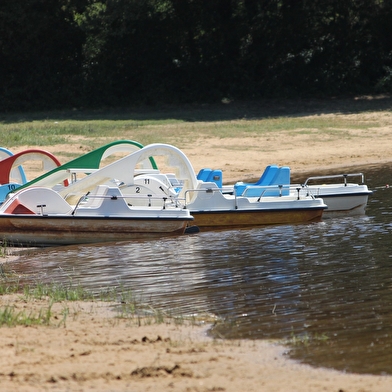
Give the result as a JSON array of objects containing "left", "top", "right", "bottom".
[
  {"left": 0, "top": 263, "right": 21, "bottom": 294},
  {"left": 22, "top": 281, "right": 95, "bottom": 302},
  {"left": 0, "top": 100, "right": 386, "bottom": 152},
  {"left": 0, "top": 302, "right": 53, "bottom": 327},
  {"left": 0, "top": 278, "right": 95, "bottom": 327},
  {"left": 0, "top": 278, "right": 215, "bottom": 328},
  {"left": 286, "top": 331, "right": 329, "bottom": 347}
]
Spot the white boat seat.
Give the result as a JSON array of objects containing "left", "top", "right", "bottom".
[{"left": 1, "top": 187, "right": 73, "bottom": 215}]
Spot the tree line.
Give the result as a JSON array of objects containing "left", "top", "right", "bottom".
[{"left": 1, "top": 0, "right": 392, "bottom": 111}]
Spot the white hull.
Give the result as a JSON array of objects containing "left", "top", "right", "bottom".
[
  {"left": 233, "top": 170, "right": 372, "bottom": 217},
  {"left": 305, "top": 183, "right": 372, "bottom": 216},
  {"left": 0, "top": 186, "right": 193, "bottom": 246},
  {"left": 29, "top": 143, "right": 326, "bottom": 230}
]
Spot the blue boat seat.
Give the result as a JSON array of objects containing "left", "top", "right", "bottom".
[
  {"left": 255, "top": 165, "right": 280, "bottom": 185},
  {"left": 0, "top": 183, "right": 21, "bottom": 204},
  {"left": 207, "top": 169, "right": 222, "bottom": 188},
  {"left": 197, "top": 168, "right": 212, "bottom": 182},
  {"left": 234, "top": 165, "right": 278, "bottom": 196},
  {"left": 270, "top": 166, "right": 290, "bottom": 186},
  {"left": 234, "top": 165, "right": 291, "bottom": 196},
  {"left": 197, "top": 168, "right": 223, "bottom": 188}
]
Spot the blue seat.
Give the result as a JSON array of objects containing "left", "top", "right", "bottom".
[
  {"left": 197, "top": 168, "right": 222, "bottom": 188},
  {"left": 0, "top": 183, "right": 21, "bottom": 204},
  {"left": 197, "top": 168, "right": 212, "bottom": 182},
  {"left": 234, "top": 165, "right": 291, "bottom": 196},
  {"left": 234, "top": 165, "right": 279, "bottom": 196},
  {"left": 270, "top": 166, "right": 290, "bottom": 186},
  {"left": 255, "top": 165, "right": 280, "bottom": 185},
  {"left": 267, "top": 166, "right": 290, "bottom": 196},
  {"left": 206, "top": 169, "right": 222, "bottom": 188}
]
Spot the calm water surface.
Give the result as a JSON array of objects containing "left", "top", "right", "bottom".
[{"left": 10, "top": 163, "right": 392, "bottom": 375}]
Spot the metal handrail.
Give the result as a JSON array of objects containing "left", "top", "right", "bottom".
[
  {"left": 241, "top": 183, "right": 290, "bottom": 197},
  {"left": 183, "top": 187, "right": 223, "bottom": 208},
  {"left": 303, "top": 173, "right": 365, "bottom": 187},
  {"left": 254, "top": 185, "right": 307, "bottom": 201},
  {"left": 70, "top": 192, "right": 181, "bottom": 215},
  {"left": 183, "top": 183, "right": 312, "bottom": 209}
]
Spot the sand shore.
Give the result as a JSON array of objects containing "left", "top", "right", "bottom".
[{"left": 0, "top": 295, "right": 392, "bottom": 392}]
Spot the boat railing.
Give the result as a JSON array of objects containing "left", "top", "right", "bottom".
[
  {"left": 71, "top": 192, "right": 183, "bottom": 215},
  {"left": 183, "top": 187, "right": 227, "bottom": 208},
  {"left": 183, "top": 184, "right": 312, "bottom": 209},
  {"left": 241, "top": 184, "right": 314, "bottom": 201},
  {"left": 241, "top": 184, "right": 289, "bottom": 198},
  {"left": 302, "top": 173, "right": 366, "bottom": 187},
  {"left": 67, "top": 168, "right": 99, "bottom": 183},
  {"left": 67, "top": 168, "right": 161, "bottom": 184}
]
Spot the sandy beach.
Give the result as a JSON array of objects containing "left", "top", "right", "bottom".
[
  {"left": 1, "top": 295, "right": 392, "bottom": 392},
  {"left": 1, "top": 104, "right": 392, "bottom": 391}
]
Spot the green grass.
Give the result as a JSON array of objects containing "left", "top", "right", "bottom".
[
  {"left": 0, "top": 270, "right": 212, "bottom": 328},
  {"left": 286, "top": 331, "right": 329, "bottom": 347},
  {"left": 22, "top": 281, "right": 95, "bottom": 302},
  {"left": 0, "top": 274, "right": 74, "bottom": 327},
  {"left": 0, "top": 99, "right": 386, "bottom": 152},
  {"left": 0, "top": 303, "right": 54, "bottom": 327}
]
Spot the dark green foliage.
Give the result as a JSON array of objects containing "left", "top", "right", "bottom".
[
  {"left": 0, "top": 0, "right": 88, "bottom": 110},
  {"left": 1, "top": 0, "right": 392, "bottom": 111}
]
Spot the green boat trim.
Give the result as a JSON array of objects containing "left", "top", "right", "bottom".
[{"left": 13, "top": 140, "right": 157, "bottom": 193}]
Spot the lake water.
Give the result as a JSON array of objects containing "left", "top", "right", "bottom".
[{"left": 9, "top": 163, "right": 392, "bottom": 375}]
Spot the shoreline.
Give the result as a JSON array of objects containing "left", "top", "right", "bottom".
[{"left": 0, "top": 295, "right": 392, "bottom": 392}]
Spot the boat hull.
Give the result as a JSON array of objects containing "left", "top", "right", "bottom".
[
  {"left": 190, "top": 207, "right": 323, "bottom": 229},
  {"left": 0, "top": 215, "right": 191, "bottom": 246},
  {"left": 315, "top": 192, "right": 371, "bottom": 216},
  {"left": 304, "top": 179, "right": 372, "bottom": 216}
]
